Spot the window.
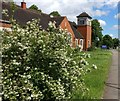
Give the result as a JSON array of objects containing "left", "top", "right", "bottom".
[
  {"left": 76, "top": 39, "right": 81, "bottom": 47},
  {"left": 80, "top": 39, "right": 83, "bottom": 46},
  {"left": 76, "top": 39, "right": 78, "bottom": 46},
  {"left": 79, "top": 20, "right": 85, "bottom": 24}
]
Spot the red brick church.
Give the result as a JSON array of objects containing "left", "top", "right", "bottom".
[{"left": 0, "top": 1, "right": 92, "bottom": 51}]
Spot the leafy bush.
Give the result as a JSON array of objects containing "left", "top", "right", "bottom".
[
  {"left": 2, "top": 19, "right": 91, "bottom": 100},
  {"left": 87, "top": 42, "right": 97, "bottom": 51},
  {"left": 87, "top": 46, "right": 94, "bottom": 51}
]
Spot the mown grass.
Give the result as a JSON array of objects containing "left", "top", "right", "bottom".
[{"left": 72, "top": 48, "right": 112, "bottom": 99}]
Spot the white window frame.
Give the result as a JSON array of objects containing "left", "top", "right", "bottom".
[
  {"left": 75, "top": 39, "right": 78, "bottom": 46},
  {"left": 80, "top": 39, "right": 83, "bottom": 46}
]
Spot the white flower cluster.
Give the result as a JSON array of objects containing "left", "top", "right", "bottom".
[
  {"left": 81, "top": 53, "right": 91, "bottom": 58},
  {"left": 80, "top": 58, "right": 89, "bottom": 66},
  {"left": 92, "top": 64, "right": 97, "bottom": 69},
  {"left": 48, "top": 21, "right": 56, "bottom": 29},
  {"left": 2, "top": 19, "right": 90, "bottom": 100},
  {"left": 2, "top": 9, "right": 9, "bottom": 17}
]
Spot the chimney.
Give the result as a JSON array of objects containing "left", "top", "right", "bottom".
[{"left": 21, "top": 1, "right": 26, "bottom": 9}]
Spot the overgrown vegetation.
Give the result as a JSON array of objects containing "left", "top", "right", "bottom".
[
  {"left": 49, "top": 11, "right": 61, "bottom": 17},
  {"left": 72, "top": 49, "right": 112, "bottom": 99},
  {"left": 2, "top": 19, "right": 92, "bottom": 100},
  {"left": 29, "top": 4, "right": 42, "bottom": 13}
]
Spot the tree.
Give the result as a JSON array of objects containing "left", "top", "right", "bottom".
[
  {"left": 91, "top": 19, "right": 103, "bottom": 47},
  {"left": 49, "top": 11, "right": 61, "bottom": 17},
  {"left": 102, "top": 35, "right": 113, "bottom": 49},
  {"left": 29, "top": 4, "right": 38, "bottom": 10},
  {"left": 29, "top": 4, "right": 42, "bottom": 13},
  {"left": 113, "top": 38, "right": 119, "bottom": 49}
]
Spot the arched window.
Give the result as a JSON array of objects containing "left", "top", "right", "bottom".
[
  {"left": 76, "top": 39, "right": 78, "bottom": 46},
  {"left": 80, "top": 39, "right": 83, "bottom": 46}
]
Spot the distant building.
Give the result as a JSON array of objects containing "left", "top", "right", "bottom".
[{"left": 1, "top": 1, "right": 92, "bottom": 50}]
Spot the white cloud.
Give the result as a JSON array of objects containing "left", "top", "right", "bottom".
[
  {"left": 13, "top": 0, "right": 115, "bottom": 22},
  {"left": 93, "top": 10, "right": 108, "bottom": 16},
  {"left": 110, "top": 34, "right": 113, "bottom": 37},
  {"left": 98, "top": 20, "right": 106, "bottom": 27},
  {"left": 14, "top": 0, "right": 120, "bottom": 9},
  {"left": 114, "top": 13, "right": 120, "bottom": 19},
  {"left": 105, "top": 0, "right": 119, "bottom": 8},
  {"left": 109, "top": 33, "right": 117, "bottom": 38},
  {"left": 104, "top": 33, "right": 118, "bottom": 38},
  {"left": 112, "top": 25, "right": 120, "bottom": 30}
]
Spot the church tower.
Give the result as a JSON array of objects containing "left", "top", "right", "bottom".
[{"left": 77, "top": 12, "right": 92, "bottom": 50}]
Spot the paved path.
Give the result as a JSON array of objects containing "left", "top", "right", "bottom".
[
  {"left": 103, "top": 49, "right": 119, "bottom": 99},
  {"left": 0, "top": 58, "right": 1, "bottom": 101}
]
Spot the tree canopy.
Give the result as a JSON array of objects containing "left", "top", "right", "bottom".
[
  {"left": 29, "top": 4, "right": 42, "bottom": 13},
  {"left": 102, "top": 35, "right": 113, "bottom": 49},
  {"left": 113, "top": 38, "right": 119, "bottom": 49},
  {"left": 91, "top": 19, "right": 103, "bottom": 47},
  {"left": 49, "top": 11, "right": 61, "bottom": 17}
]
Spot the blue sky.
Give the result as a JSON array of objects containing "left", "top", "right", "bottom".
[
  {"left": 14, "top": 0, "right": 119, "bottom": 38},
  {"left": 94, "top": 3, "right": 118, "bottom": 38}
]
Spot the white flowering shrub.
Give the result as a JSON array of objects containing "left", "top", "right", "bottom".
[
  {"left": 2, "top": 19, "right": 91, "bottom": 100},
  {"left": 80, "top": 53, "right": 91, "bottom": 58},
  {"left": 2, "top": 9, "right": 9, "bottom": 17}
]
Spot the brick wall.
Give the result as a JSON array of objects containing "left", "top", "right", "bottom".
[
  {"left": 59, "top": 17, "right": 76, "bottom": 47},
  {"left": 0, "top": 22, "right": 11, "bottom": 28},
  {"left": 77, "top": 25, "right": 92, "bottom": 50}
]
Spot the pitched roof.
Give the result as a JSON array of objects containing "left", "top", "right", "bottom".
[
  {"left": 69, "top": 21, "right": 84, "bottom": 39},
  {"left": 2, "top": 2, "right": 51, "bottom": 30},
  {"left": 77, "top": 12, "right": 92, "bottom": 19},
  {"left": 14, "top": 9, "right": 51, "bottom": 30}
]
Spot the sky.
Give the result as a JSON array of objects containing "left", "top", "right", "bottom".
[{"left": 14, "top": 0, "right": 120, "bottom": 38}]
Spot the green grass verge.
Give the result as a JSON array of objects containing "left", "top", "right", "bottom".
[{"left": 72, "top": 48, "right": 112, "bottom": 99}]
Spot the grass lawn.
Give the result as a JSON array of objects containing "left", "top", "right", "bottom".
[{"left": 72, "top": 48, "right": 112, "bottom": 99}]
